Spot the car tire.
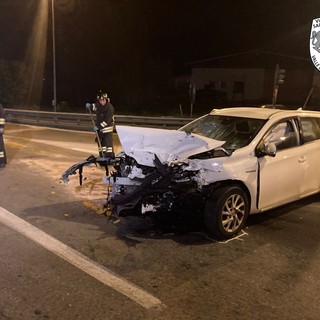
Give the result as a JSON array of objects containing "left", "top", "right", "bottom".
[{"left": 204, "top": 185, "right": 249, "bottom": 240}]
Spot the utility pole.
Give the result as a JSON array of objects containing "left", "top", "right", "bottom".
[
  {"left": 272, "top": 64, "right": 286, "bottom": 107},
  {"left": 51, "top": 0, "right": 57, "bottom": 112},
  {"left": 190, "top": 83, "right": 196, "bottom": 117}
]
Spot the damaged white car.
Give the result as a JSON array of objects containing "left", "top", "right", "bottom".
[{"left": 62, "top": 107, "right": 320, "bottom": 239}]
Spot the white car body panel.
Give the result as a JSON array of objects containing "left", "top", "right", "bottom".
[
  {"left": 258, "top": 146, "right": 306, "bottom": 210},
  {"left": 186, "top": 149, "right": 259, "bottom": 214},
  {"left": 300, "top": 141, "right": 320, "bottom": 194},
  {"left": 116, "top": 125, "right": 225, "bottom": 167}
]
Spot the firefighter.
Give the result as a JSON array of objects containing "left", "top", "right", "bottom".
[
  {"left": 86, "top": 90, "right": 115, "bottom": 158},
  {"left": 0, "top": 103, "right": 6, "bottom": 168}
]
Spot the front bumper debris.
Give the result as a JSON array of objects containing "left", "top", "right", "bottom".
[{"left": 61, "top": 155, "right": 117, "bottom": 185}]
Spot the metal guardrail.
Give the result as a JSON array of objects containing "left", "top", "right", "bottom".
[{"left": 5, "top": 109, "right": 194, "bottom": 131}]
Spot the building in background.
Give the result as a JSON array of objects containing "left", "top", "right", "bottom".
[{"left": 177, "top": 50, "right": 316, "bottom": 110}]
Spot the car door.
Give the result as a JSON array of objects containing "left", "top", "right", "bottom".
[
  {"left": 257, "top": 118, "right": 305, "bottom": 211},
  {"left": 298, "top": 117, "right": 320, "bottom": 195}
]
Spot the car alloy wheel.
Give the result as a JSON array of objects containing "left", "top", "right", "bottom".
[{"left": 204, "top": 185, "right": 249, "bottom": 239}]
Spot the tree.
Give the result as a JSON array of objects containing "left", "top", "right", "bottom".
[{"left": 0, "top": 59, "right": 28, "bottom": 108}]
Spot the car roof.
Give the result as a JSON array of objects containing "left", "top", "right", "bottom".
[{"left": 209, "top": 107, "right": 320, "bottom": 120}]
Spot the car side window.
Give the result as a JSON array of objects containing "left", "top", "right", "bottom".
[
  {"left": 264, "top": 120, "right": 298, "bottom": 151},
  {"left": 301, "top": 118, "right": 320, "bottom": 143}
]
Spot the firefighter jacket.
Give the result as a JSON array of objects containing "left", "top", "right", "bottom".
[{"left": 93, "top": 102, "right": 114, "bottom": 134}]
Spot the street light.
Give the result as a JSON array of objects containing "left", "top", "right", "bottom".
[{"left": 51, "top": 0, "right": 57, "bottom": 112}]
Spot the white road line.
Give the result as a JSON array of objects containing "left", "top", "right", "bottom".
[
  {"left": 0, "top": 207, "right": 163, "bottom": 310},
  {"left": 5, "top": 135, "right": 98, "bottom": 154}
]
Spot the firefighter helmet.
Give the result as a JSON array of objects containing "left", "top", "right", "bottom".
[{"left": 96, "top": 90, "right": 110, "bottom": 102}]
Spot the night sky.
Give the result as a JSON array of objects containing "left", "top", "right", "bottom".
[{"left": 0, "top": 0, "right": 319, "bottom": 111}]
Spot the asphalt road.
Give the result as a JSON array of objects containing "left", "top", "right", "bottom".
[{"left": 0, "top": 123, "right": 320, "bottom": 320}]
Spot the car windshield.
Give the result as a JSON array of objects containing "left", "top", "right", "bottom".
[{"left": 180, "top": 114, "right": 266, "bottom": 151}]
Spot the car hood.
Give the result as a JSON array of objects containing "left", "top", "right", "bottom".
[{"left": 116, "top": 125, "right": 225, "bottom": 167}]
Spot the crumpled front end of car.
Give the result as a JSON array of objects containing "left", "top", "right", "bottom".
[
  {"left": 106, "top": 153, "right": 195, "bottom": 216},
  {"left": 105, "top": 126, "right": 227, "bottom": 218}
]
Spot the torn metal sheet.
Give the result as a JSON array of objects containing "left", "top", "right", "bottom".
[{"left": 116, "top": 125, "right": 225, "bottom": 166}]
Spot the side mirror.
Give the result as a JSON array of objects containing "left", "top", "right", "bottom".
[
  {"left": 256, "top": 142, "right": 277, "bottom": 157},
  {"left": 264, "top": 142, "right": 277, "bottom": 157}
]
